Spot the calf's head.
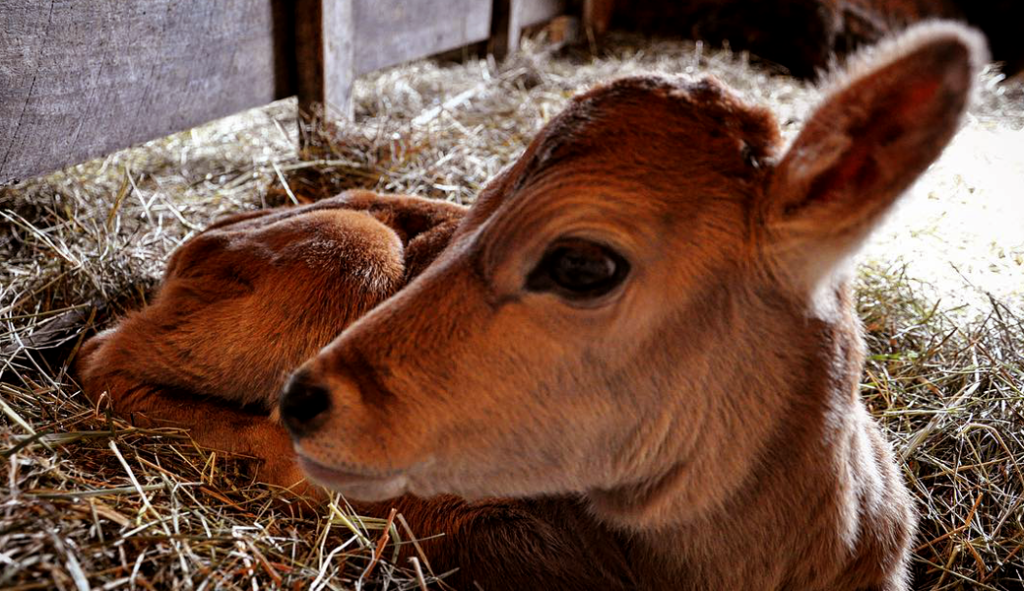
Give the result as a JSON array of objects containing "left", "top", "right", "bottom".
[{"left": 280, "top": 24, "right": 982, "bottom": 523}]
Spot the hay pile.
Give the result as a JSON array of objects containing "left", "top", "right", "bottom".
[{"left": 2, "top": 33, "right": 1022, "bottom": 590}]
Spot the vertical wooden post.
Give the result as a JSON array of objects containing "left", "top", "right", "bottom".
[
  {"left": 489, "top": 0, "right": 522, "bottom": 59},
  {"left": 582, "top": 0, "right": 614, "bottom": 39},
  {"left": 295, "top": 0, "right": 355, "bottom": 149}
]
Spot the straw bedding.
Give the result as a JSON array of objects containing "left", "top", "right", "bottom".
[{"left": 1, "top": 33, "right": 1022, "bottom": 590}]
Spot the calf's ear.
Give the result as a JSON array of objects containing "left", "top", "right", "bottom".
[{"left": 764, "top": 22, "right": 986, "bottom": 282}]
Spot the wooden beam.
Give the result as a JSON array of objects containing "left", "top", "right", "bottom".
[
  {"left": 490, "top": 0, "right": 568, "bottom": 59},
  {"left": 0, "top": 0, "right": 292, "bottom": 186},
  {"left": 489, "top": 0, "right": 523, "bottom": 60},
  {"left": 295, "top": 0, "right": 355, "bottom": 123},
  {"left": 583, "top": 0, "right": 615, "bottom": 38}
]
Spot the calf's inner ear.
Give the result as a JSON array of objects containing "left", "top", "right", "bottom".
[{"left": 764, "top": 23, "right": 985, "bottom": 277}]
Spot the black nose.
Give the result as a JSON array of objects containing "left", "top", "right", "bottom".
[{"left": 279, "top": 368, "right": 332, "bottom": 438}]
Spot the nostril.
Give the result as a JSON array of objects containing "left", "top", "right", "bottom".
[{"left": 279, "top": 369, "right": 332, "bottom": 438}]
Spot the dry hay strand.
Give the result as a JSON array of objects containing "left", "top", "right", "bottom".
[
  {"left": 859, "top": 265, "right": 1024, "bottom": 590},
  {"left": 2, "top": 32, "right": 1023, "bottom": 590}
]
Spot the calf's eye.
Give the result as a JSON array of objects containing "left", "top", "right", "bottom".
[{"left": 526, "top": 239, "right": 630, "bottom": 301}]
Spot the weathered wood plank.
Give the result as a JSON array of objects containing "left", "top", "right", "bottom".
[
  {"left": 520, "top": 0, "right": 567, "bottom": 27},
  {"left": 0, "top": 0, "right": 569, "bottom": 185},
  {"left": 352, "top": 0, "right": 493, "bottom": 75},
  {"left": 296, "top": 0, "right": 355, "bottom": 121},
  {"left": 583, "top": 0, "right": 615, "bottom": 37},
  {"left": 489, "top": 0, "right": 523, "bottom": 59},
  {"left": 0, "top": 0, "right": 292, "bottom": 185}
]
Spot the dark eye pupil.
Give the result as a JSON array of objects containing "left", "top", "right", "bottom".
[
  {"left": 526, "top": 240, "right": 629, "bottom": 300},
  {"left": 552, "top": 247, "right": 616, "bottom": 290}
]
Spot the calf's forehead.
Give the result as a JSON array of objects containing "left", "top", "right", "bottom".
[
  {"left": 533, "top": 75, "right": 780, "bottom": 179},
  {"left": 465, "top": 76, "right": 779, "bottom": 261}
]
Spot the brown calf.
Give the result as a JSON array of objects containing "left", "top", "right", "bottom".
[
  {"left": 281, "top": 22, "right": 984, "bottom": 590},
  {"left": 80, "top": 22, "right": 984, "bottom": 591},
  {"left": 77, "top": 192, "right": 634, "bottom": 589},
  {"left": 78, "top": 192, "right": 463, "bottom": 489}
]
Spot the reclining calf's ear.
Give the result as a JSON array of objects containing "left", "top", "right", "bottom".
[{"left": 764, "top": 22, "right": 986, "bottom": 282}]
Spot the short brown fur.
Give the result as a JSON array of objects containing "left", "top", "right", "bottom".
[{"left": 79, "top": 23, "right": 985, "bottom": 591}]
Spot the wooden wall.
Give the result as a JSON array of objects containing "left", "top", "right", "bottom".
[
  {"left": 0, "top": 0, "right": 292, "bottom": 186},
  {"left": 354, "top": 0, "right": 492, "bottom": 75},
  {"left": 0, "top": 0, "right": 565, "bottom": 186}
]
